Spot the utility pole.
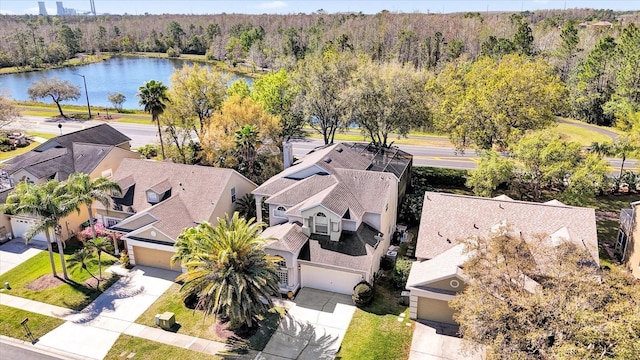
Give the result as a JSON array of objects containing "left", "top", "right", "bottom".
[{"left": 74, "top": 73, "right": 92, "bottom": 119}]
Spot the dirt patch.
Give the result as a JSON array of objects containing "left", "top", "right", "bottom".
[
  {"left": 26, "top": 274, "right": 64, "bottom": 290},
  {"left": 215, "top": 320, "right": 235, "bottom": 341},
  {"left": 596, "top": 211, "right": 620, "bottom": 221}
]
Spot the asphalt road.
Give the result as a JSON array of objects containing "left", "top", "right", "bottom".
[
  {"left": 0, "top": 342, "right": 66, "bottom": 360},
  {"left": 12, "top": 115, "right": 638, "bottom": 172}
]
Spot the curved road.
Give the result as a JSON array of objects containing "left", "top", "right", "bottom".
[
  {"left": 12, "top": 115, "right": 638, "bottom": 173},
  {"left": 557, "top": 118, "right": 620, "bottom": 140}
]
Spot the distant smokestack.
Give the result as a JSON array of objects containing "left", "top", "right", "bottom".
[
  {"left": 283, "top": 141, "right": 293, "bottom": 169},
  {"left": 38, "top": 2, "right": 48, "bottom": 15}
]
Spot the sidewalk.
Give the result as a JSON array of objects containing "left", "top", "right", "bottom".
[{"left": 1, "top": 265, "right": 233, "bottom": 359}]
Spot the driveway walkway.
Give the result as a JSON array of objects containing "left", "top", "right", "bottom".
[
  {"left": 256, "top": 288, "right": 356, "bottom": 360},
  {"left": 1, "top": 263, "right": 246, "bottom": 359},
  {"left": 0, "top": 238, "right": 46, "bottom": 275},
  {"left": 409, "top": 321, "right": 484, "bottom": 360}
]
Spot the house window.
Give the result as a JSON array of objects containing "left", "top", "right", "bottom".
[
  {"left": 105, "top": 218, "right": 119, "bottom": 227},
  {"left": 331, "top": 221, "right": 340, "bottom": 232},
  {"left": 147, "top": 191, "right": 158, "bottom": 203},
  {"left": 231, "top": 187, "right": 236, "bottom": 203},
  {"left": 315, "top": 212, "right": 328, "bottom": 234},
  {"left": 274, "top": 206, "right": 287, "bottom": 218}
]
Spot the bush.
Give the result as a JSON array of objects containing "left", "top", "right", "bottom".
[
  {"left": 412, "top": 166, "right": 469, "bottom": 189},
  {"left": 391, "top": 258, "right": 413, "bottom": 289},
  {"left": 352, "top": 281, "right": 374, "bottom": 307},
  {"left": 136, "top": 144, "right": 158, "bottom": 159},
  {"left": 119, "top": 250, "right": 130, "bottom": 268},
  {"left": 166, "top": 47, "right": 181, "bottom": 58},
  {"left": 380, "top": 256, "right": 394, "bottom": 271}
]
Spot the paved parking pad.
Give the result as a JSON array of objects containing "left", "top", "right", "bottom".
[
  {"left": 257, "top": 288, "right": 355, "bottom": 360},
  {"left": 409, "top": 321, "right": 485, "bottom": 360},
  {"left": 0, "top": 239, "right": 46, "bottom": 275}
]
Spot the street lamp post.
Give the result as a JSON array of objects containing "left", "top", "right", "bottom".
[{"left": 74, "top": 73, "right": 92, "bottom": 119}]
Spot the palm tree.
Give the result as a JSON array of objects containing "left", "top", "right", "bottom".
[
  {"left": 65, "top": 173, "right": 121, "bottom": 253},
  {"left": 235, "top": 193, "right": 256, "bottom": 220},
  {"left": 234, "top": 125, "right": 261, "bottom": 175},
  {"left": 3, "top": 181, "right": 72, "bottom": 279},
  {"left": 87, "top": 237, "right": 111, "bottom": 279},
  {"left": 137, "top": 80, "right": 170, "bottom": 159},
  {"left": 591, "top": 138, "right": 639, "bottom": 178},
  {"left": 68, "top": 247, "right": 100, "bottom": 289},
  {"left": 173, "top": 212, "right": 279, "bottom": 329}
]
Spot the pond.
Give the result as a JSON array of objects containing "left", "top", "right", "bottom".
[{"left": 0, "top": 57, "right": 252, "bottom": 109}]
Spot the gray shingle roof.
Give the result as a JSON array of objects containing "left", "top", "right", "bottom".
[
  {"left": 5, "top": 124, "right": 130, "bottom": 182},
  {"left": 261, "top": 222, "right": 308, "bottom": 253},
  {"left": 406, "top": 244, "right": 468, "bottom": 288},
  {"left": 298, "top": 222, "right": 379, "bottom": 272},
  {"left": 416, "top": 192, "right": 599, "bottom": 262}
]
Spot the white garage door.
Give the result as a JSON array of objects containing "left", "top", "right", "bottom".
[
  {"left": 10, "top": 218, "right": 47, "bottom": 242},
  {"left": 300, "top": 264, "right": 363, "bottom": 295}
]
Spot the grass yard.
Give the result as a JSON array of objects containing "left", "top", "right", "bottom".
[
  {"left": 135, "top": 283, "right": 283, "bottom": 351},
  {"left": 0, "top": 305, "right": 65, "bottom": 341},
  {"left": 0, "top": 248, "right": 118, "bottom": 310},
  {"left": 337, "top": 283, "right": 414, "bottom": 360},
  {"left": 104, "top": 334, "right": 220, "bottom": 360},
  {"left": 547, "top": 122, "right": 615, "bottom": 146}
]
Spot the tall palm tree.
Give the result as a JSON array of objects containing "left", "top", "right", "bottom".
[
  {"left": 87, "top": 237, "right": 111, "bottom": 279},
  {"left": 591, "top": 138, "right": 639, "bottom": 178},
  {"left": 68, "top": 247, "right": 100, "bottom": 289},
  {"left": 234, "top": 125, "right": 261, "bottom": 175},
  {"left": 65, "top": 173, "right": 121, "bottom": 252},
  {"left": 137, "top": 80, "right": 170, "bottom": 159},
  {"left": 3, "top": 181, "right": 72, "bottom": 279},
  {"left": 173, "top": 212, "right": 279, "bottom": 329}
]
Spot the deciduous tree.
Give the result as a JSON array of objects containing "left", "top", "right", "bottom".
[
  {"left": 427, "top": 55, "right": 565, "bottom": 150},
  {"left": 27, "top": 77, "right": 80, "bottom": 118},
  {"left": 466, "top": 150, "right": 514, "bottom": 197},
  {"left": 107, "top": 92, "right": 126, "bottom": 113},
  {"left": 451, "top": 228, "right": 640, "bottom": 360},
  {"left": 0, "top": 93, "right": 19, "bottom": 129},
  {"left": 292, "top": 49, "right": 356, "bottom": 144},
  {"left": 343, "top": 59, "right": 430, "bottom": 147}
]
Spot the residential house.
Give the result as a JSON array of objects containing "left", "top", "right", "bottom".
[
  {"left": 1, "top": 124, "right": 140, "bottom": 242},
  {"left": 616, "top": 200, "right": 640, "bottom": 278},
  {"left": 97, "top": 159, "right": 256, "bottom": 271},
  {"left": 407, "top": 192, "right": 598, "bottom": 325},
  {"left": 253, "top": 142, "right": 411, "bottom": 295}
]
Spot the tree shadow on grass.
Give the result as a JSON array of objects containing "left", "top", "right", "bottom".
[{"left": 61, "top": 273, "right": 121, "bottom": 311}]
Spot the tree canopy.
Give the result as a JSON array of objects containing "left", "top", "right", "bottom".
[
  {"left": 451, "top": 227, "right": 640, "bottom": 360},
  {"left": 427, "top": 54, "right": 566, "bottom": 150},
  {"left": 27, "top": 77, "right": 80, "bottom": 118}
]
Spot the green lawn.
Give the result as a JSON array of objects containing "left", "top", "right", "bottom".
[
  {"left": 547, "top": 122, "right": 614, "bottom": 146},
  {"left": 104, "top": 334, "right": 220, "bottom": 360},
  {"left": 337, "top": 283, "right": 414, "bottom": 360},
  {"left": 0, "top": 248, "right": 118, "bottom": 310},
  {"left": 0, "top": 305, "right": 65, "bottom": 341},
  {"left": 0, "top": 142, "right": 40, "bottom": 161},
  {"left": 135, "top": 283, "right": 283, "bottom": 351}
]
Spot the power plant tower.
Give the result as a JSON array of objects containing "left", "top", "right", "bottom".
[
  {"left": 38, "top": 1, "right": 48, "bottom": 15},
  {"left": 90, "top": 0, "right": 96, "bottom": 15},
  {"left": 56, "top": 1, "right": 64, "bottom": 15}
]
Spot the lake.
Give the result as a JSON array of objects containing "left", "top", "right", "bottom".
[{"left": 0, "top": 57, "right": 251, "bottom": 109}]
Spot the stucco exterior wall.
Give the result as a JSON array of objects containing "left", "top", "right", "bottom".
[
  {"left": 625, "top": 204, "right": 640, "bottom": 278},
  {"left": 209, "top": 173, "right": 257, "bottom": 224}
]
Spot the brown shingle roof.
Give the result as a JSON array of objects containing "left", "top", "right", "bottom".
[
  {"left": 416, "top": 192, "right": 598, "bottom": 261},
  {"left": 109, "top": 159, "right": 255, "bottom": 239}
]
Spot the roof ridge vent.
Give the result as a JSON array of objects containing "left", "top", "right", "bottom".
[{"left": 323, "top": 157, "right": 332, "bottom": 163}]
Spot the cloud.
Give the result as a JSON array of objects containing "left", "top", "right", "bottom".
[{"left": 258, "top": 1, "right": 287, "bottom": 9}]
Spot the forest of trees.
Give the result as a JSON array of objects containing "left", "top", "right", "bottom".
[{"left": 1, "top": 9, "right": 639, "bottom": 129}]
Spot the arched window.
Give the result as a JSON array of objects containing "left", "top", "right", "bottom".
[
  {"left": 274, "top": 206, "right": 287, "bottom": 217},
  {"left": 316, "top": 212, "right": 328, "bottom": 234},
  {"left": 274, "top": 256, "right": 287, "bottom": 268}
]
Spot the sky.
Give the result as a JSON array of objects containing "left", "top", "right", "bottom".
[{"left": 0, "top": 0, "right": 638, "bottom": 16}]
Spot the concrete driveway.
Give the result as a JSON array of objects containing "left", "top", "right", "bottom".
[
  {"left": 410, "top": 321, "right": 485, "bottom": 360},
  {"left": 35, "top": 265, "right": 177, "bottom": 360},
  {"left": 257, "top": 288, "right": 356, "bottom": 360},
  {"left": 0, "top": 238, "right": 46, "bottom": 275}
]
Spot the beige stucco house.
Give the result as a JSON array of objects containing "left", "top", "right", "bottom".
[
  {"left": 407, "top": 192, "right": 599, "bottom": 325},
  {"left": 617, "top": 200, "right": 640, "bottom": 278},
  {"left": 97, "top": 159, "right": 256, "bottom": 271},
  {"left": 0, "top": 124, "right": 139, "bottom": 242},
  {"left": 253, "top": 142, "right": 411, "bottom": 295}
]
